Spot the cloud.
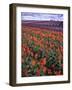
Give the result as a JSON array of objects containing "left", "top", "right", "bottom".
[{"left": 21, "top": 12, "right": 63, "bottom": 21}]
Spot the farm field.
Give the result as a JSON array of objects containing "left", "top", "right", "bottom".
[{"left": 21, "top": 21, "right": 63, "bottom": 77}]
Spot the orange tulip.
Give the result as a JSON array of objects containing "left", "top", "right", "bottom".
[{"left": 31, "top": 60, "right": 36, "bottom": 66}]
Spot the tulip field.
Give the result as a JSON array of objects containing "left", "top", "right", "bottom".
[{"left": 21, "top": 21, "right": 63, "bottom": 77}]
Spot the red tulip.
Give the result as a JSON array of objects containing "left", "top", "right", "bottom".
[
  {"left": 51, "top": 64, "right": 55, "bottom": 68},
  {"left": 47, "top": 69, "right": 52, "bottom": 74},
  {"left": 36, "top": 69, "right": 40, "bottom": 76},
  {"left": 43, "top": 67, "right": 47, "bottom": 74},
  {"left": 40, "top": 58, "right": 46, "bottom": 66},
  {"left": 55, "top": 71, "right": 61, "bottom": 75}
]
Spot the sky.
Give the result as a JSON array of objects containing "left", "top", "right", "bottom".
[{"left": 21, "top": 12, "right": 63, "bottom": 21}]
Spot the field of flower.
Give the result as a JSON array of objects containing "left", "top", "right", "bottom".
[{"left": 21, "top": 22, "right": 63, "bottom": 77}]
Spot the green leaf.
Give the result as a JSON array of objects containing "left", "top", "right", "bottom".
[
  {"left": 33, "top": 64, "right": 39, "bottom": 73},
  {"left": 40, "top": 69, "right": 44, "bottom": 76},
  {"left": 54, "top": 40, "right": 60, "bottom": 45},
  {"left": 33, "top": 68, "right": 37, "bottom": 73},
  {"left": 25, "top": 56, "right": 32, "bottom": 65},
  {"left": 60, "top": 42, "right": 63, "bottom": 46},
  {"left": 31, "top": 41, "right": 35, "bottom": 45},
  {"left": 55, "top": 62, "right": 62, "bottom": 70},
  {"left": 44, "top": 37, "right": 48, "bottom": 41},
  {"left": 36, "top": 35, "right": 40, "bottom": 39},
  {"left": 43, "top": 31, "right": 47, "bottom": 34},
  {"left": 46, "top": 56, "right": 56, "bottom": 68},
  {"left": 31, "top": 33, "right": 35, "bottom": 36},
  {"left": 33, "top": 45, "right": 40, "bottom": 52},
  {"left": 46, "top": 60, "right": 52, "bottom": 68},
  {"left": 47, "top": 37, "right": 52, "bottom": 41},
  {"left": 42, "top": 50, "right": 45, "bottom": 58},
  {"left": 48, "top": 49, "right": 56, "bottom": 58},
  {"left": 22, "top": 63, "right": 26, "bottom": 69}
]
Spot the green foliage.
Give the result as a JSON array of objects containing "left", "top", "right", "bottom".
[
  {"left": 60, "top": 42, "right": 63, "bottom": 46},
  {"left": 36, "top": 34, "right": 40, "bottom": 39},
  {"left": 48, "top": 49, "right": 56, "bottom": 57},
  {"left": 54, "top": 40, "right": 60, "bottom": 45},
  {"left": 55, "top": 62, "right": 62, "bottom": 70},
  {"left": 33, "top": 64, "right": 39, "bottom": 74},
  {"left": 46, "top": 49, "right": 57, "bottom": 68},
  {"left": 47, "top": 37, "right": 52, "bottom": 42},
  {"left": 41, "top": 50, "right": 46, "bottom": 58},
  {"left": 29, "top": 41, "right": 35, "bottom": 48},
  {"left": 33, "top": 45, "right": 40, "bottom": 52},
  {"left": 44, "top": 37, "right": 48, "bottom": 41},
  {"left": 40, "top": 69, "right": 44, "bottom": 76},
  {"left": 22, "top": 63, "right": 26, "bottom": 69},
  {"left": 31, "top": 32, "right": 35, "bottom": 37},
  {"left": 46, "top": 58, "right": 55, "bottom": 68},
  {"left": 24, "top": 56, "right": 32, "bottom": 65}
]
